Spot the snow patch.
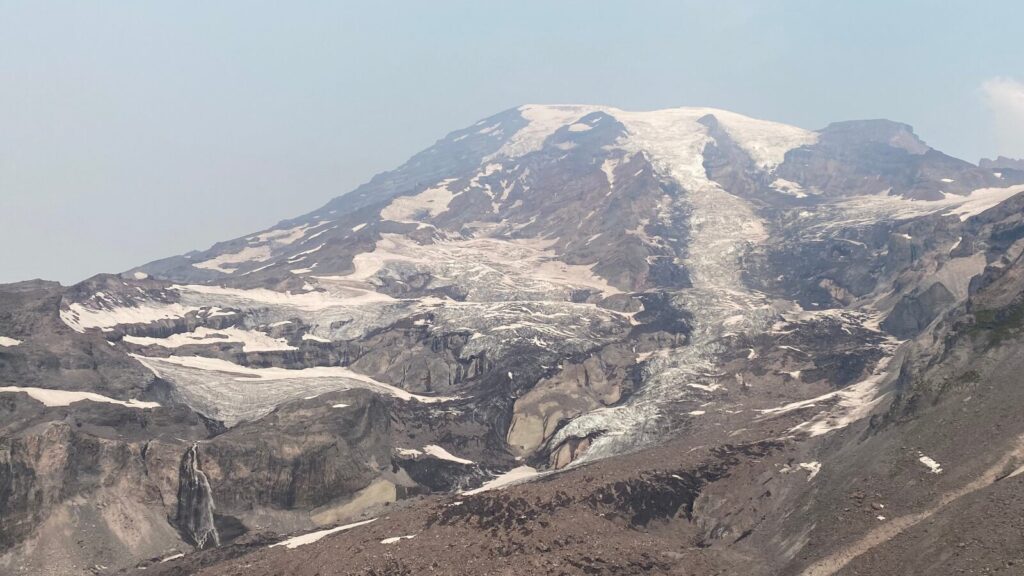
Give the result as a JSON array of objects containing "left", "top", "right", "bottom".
[
  {"left": 380, "top": 179, "right": 456, "bottom": 222},
  {"left": 380, "top": 535, "right": 416, "bottom": 545},
  {"left": 798, "top": 461, "right": 822, "bottom": 481},
  {"left": 123, "top": 327, "right": 296, "bottom": 352},
  {"left": 942, "top": 184, "right": 1024, "bottom": 220},
  {"left": 490, "top": 105, "right": 601, "bottom": 160},
  {"left": 61, "top": 301, "right": 200, "bottom": 333},
  {"left": 0, "top": 336, "right": 22, "bottom": 347},
  {"left": 0, "top": 386, "right": 160, "bottom": 409},
  {"left": 192, "top": 245, "right": 272, "bottom": 274},
  {"left": 771, "top": 178, "right": 809, "bottom": 198},
  {"left": 422, "top": 444, "right": 475, "bottom": 465},
  {"left": 461, "top": 466, "right": 539, "bottom": 495},
  {"left": 759, "top": 352, "right": 897, "bottom": 437},
  {"left": 251, "top": 223, "right": 317, "bottom": 246},
  {"left": 269, "top": 518, "right": 377, "bottom": 549},
  {"left": 918, "top": 454, "right": 943, "bottom": 474},
  {"left": 601, "top": 157, "right": 619, "bottom": 192},
  {"left": 173, "top": 283, "right": 393, "bottom": 310},
  {"left": 131, "top": 354, "right": 455, "bottom": 404}
]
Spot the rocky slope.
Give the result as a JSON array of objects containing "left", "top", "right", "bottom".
[{"left": 2, "top": 104, "right": 1024, "bottom": 575}]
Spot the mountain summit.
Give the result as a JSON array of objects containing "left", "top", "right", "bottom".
[{"left": 3, "top": 105, "right": 1024, "bottom": 575}]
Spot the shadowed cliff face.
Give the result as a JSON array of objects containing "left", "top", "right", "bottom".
[{"left": 4, "top": 105, "right": 1024, "bottom": 575}]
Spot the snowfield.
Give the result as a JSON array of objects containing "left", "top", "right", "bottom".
[
  {"left": 269, "top": 518, "right": 377, "bottom": 549},
  {"left": 124, "top": 326, "right": 296, "bottom": 352},
  {"left": 0, "top": 386, "right": 160, "bottom": 409},
  {"left": 131, "top": 354, "right": 456, "bottom": 426}
]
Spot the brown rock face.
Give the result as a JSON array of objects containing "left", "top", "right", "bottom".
[{"left": 507, "top": 344, "right": 636, "bottom": 458}]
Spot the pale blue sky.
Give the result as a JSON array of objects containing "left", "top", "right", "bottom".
[{"left": 2, "top": 1, "right": 1023, "bottom": 283}]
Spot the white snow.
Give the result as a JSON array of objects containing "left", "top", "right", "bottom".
[
  {"left": 759, "top": 352, "right": 897, "bottom": 437},
  {"left": 601, "top": 157, "right": 620, "bottom": 192},
  {"left": 688, "top": 410, "right": 706, "bottom": 416},
  {"left": 133, "top": 271, "right": 149, "bottom": 280},
  {"left": 269, "top": 518, "right": 377, "bottom": 549},
  {"left": 422, "top": 444, "right": 475, "bottom": 465},
  {"left": 548, "top": 106, "right": 788, "bottom": 461},
  {"left": 823, "top": 184, "right": 1024, "bottom": 233},
  {"left": 942, "top": 184, "right": 1024, "bottom": 220},
  {"left": 941, "top": 178, "right": 955, "bottom": 183},
  {"left": 242, "top": 263, "right": 276, "bottom": 275},
  {"left": 772, "top": 178, "right": 809, "bottom": 198},
  {"left": 489, "top": 105, "right": 602, "bottom": 160},
  {"left": 0, "top": 336, "right": 22, "bottom": 347},
  {"left": 0, "top": 386, "right": 160, "bottom": 409},
  {"left": 380, "top": 179, "right": 456, "bottom": 222},
  {"left": 172, "top": 283, "right": 393, "bottom": 310},
  {"left": 305, "top": 225, "right": 335, "bottom": 242},
  {"left": 288, "top": 243, "right": 325, "bottom": 262},
  {"left": 251, "top": 223, "right": 317, "bottom": 246},
  {"left": 698, "top": 108, "right": 817, "bottom": 169},
  {"left": 302, "top": 333, "right": 332, "bottom": 343},
  {"left": 192, "top": 245, "right": 273, "bottom": 274},
  {"left": 341, "top": 234, "right": 621, "bottom": 297},
  {"left": 351, "top": 223, "right": 367, "bottom": 232},
  {"left": 380, "top": 535, "right": 416, "bottom": 544},
  {"left": 123, "top": 327, "right": 296, "bottom": 352},
  {"left": 493, "top": 105, "right": 815, "bottom": 171},
  {"left": 131, "top": 354, "right": 455, "bottom": 404},
  {"left": 331, "top": 403, "right": 349, "bottom": 409},
  {"left": 461, "top": 466, "right": 539, "bottom": 495},
  {"left": 918, "top": 454, "right": 943, "bottom": 474},
  {"left": 159, "top": 553, "right": 184, "bottom": 563},
  {"left": 478, "top": 122, "right": 502, "bottom": 135},
  {"left": 195, "top": 223, "right": 326, "bottom": 273},
  {"left": 567, "top": 122, "right": 592, "bottom": 132},
  {"left": 798, "top": 461, "right": 822, "bottom": 481},
  {"left": 61, "top": 300, "right": 201, "bottom": 333}
]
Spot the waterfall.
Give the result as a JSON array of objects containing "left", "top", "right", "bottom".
[{"left": 176, "top": 442, "right": 220, "bottom": 549}]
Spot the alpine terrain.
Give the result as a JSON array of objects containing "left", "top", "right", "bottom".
[{"left": 3, "top": 104, "right": 1024, "bottom": 575}]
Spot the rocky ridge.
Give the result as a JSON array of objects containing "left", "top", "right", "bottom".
[{"left": 2, "top": 104, "right": 1024, "bottom": 574}]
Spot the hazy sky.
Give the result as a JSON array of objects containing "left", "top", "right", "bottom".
[{"left": 2, "top": 1, "right": 1023, "bottom": 284}]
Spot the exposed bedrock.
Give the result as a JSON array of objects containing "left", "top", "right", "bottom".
[{"left": 506, "top": 343, "right": 638, "bottom": 459}]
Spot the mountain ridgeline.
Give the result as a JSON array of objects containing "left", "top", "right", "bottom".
[{"left": 2, "top": 105, "right": 1024, "bottom": 575}]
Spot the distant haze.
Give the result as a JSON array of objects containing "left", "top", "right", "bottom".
[{"left": 2, "top": 0, "right": 1022, "bottom": 284}]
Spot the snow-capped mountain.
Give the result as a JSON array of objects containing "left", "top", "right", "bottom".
[{"left": 4, "top": 104, "right": 1024, "bottom": 575}]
